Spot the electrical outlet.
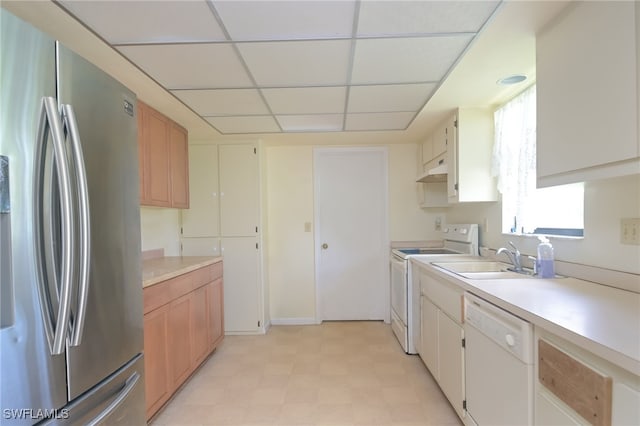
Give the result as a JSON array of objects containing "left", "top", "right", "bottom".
[
  {"left": 621, "top": 218, "right": 640, "bottom": 245},
  {"left": 435, "top": 216, "right": 442, "bottom": 231}
]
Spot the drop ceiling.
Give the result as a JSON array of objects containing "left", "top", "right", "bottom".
[{"left": 59, "top": 0, "right": 502, "bottom": 135}]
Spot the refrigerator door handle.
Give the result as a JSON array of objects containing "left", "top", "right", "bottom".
[
  {"left": 61, "top": 104, "right": 91, "bottom": 347},
  {"left": 86, "top": 371, "right": 140, "bottom": 426},
  {"left": 34, "top": 96, "right": 75, "bottom": 355}
]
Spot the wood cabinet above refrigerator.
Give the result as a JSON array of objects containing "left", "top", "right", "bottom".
[{"left": 137, "top": 101, "right": 189, "bottom": 208}]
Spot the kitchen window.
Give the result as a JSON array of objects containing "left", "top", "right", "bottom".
[{"left": 492, "top": 84, "right": 584, "bottom": 237}]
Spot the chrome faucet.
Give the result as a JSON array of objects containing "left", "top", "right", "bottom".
[{"left": 496, "top": 241, "right": 523, "bottom": 272}]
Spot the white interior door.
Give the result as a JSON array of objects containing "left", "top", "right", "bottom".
[{"left": 314, "top": 148, "right": 389, "bottom": 322}]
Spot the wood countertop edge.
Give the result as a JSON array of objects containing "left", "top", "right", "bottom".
[{"left": 142, "top": 256, "right": 223, "bottom": 288}]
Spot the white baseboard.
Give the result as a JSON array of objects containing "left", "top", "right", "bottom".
[{"left": 270, "top": 317, "right": 318, "bottom": 326}]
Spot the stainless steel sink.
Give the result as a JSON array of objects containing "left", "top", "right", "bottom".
[{"left": 432, "top": 261, "right": 534, "bottom": 279}]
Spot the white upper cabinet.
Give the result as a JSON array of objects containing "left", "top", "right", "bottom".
[
  {"left": 181, "top": 144, "right": 219, "bottom": 238},
  {"left": 448, "top": 108, "right": 497, "bottom": 203},
  {"left": 536, "top": 1, "right": 640, "bottom": 187},
  {"left": 219, "top": 144, "right": 259, "bottom": 237}
]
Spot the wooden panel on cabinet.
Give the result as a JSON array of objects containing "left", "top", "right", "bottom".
[
  {"left": 167, "top": 294, "right": 192, "bottom": 389},
  {"left": 208, "top": 278, "right": 224, "bottom": 351},
  {"left": 146, "top": 106, "right": 171, "bottom": 207},
  {"left": 169, "top": 122, "right": 189, "bottom": 209},
  {"left": 538, "top": 339, "right": 612, "bottom": 426},
  {"left": 191, "top": 285, "right": 209, "bottom": 366},
  {"left": 143, "top": 305, "right": 171, "bottom": 420}
]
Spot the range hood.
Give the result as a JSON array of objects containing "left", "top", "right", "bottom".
[{"left": 417, "top": 162, "right": 448, "bottom": 183}]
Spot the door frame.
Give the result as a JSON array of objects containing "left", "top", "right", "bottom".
[{"left": 313, "top": 146, "right": 390, "bottom": 324}]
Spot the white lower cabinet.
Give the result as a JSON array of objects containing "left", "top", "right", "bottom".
[
  {"left": 438, "top": 312, "right": 465, "bottom": 419},
  {"left": 534, "top": 328, "right": 640, "bottom": 426},
  {"left": 419, "top": 271, "right": 466, "bottom": 421},
  {"left": 420, "top": 295, "right": 439, "bottom": 376},
  {"left": 221, "top": 237, "right": 260, "bottom": 333}
]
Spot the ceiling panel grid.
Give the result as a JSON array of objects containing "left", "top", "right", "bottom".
[{"left": 59, "top": 0, "right": 502, "bottom": 135}]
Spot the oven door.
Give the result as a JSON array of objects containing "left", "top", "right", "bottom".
[{"left": 390, "top": 255, "right": 408, "bottom": 350}]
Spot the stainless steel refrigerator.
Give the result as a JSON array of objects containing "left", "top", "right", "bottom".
[{"left": 0, "top": 9, "right": 145, "bottom": 425}]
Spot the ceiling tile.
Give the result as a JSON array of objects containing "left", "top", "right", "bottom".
[
  {"left": 237, "top": 40, "right": 351, "bottom": 87},
  {"left": 345, "top": 112, "right": 415, "bottom": 131},
  {"left": 262, "top": 87, "right": 346, "bottom": 114},
  {"left": 60, "top": 0, "right": 226, "bottom": 44},
  {"left": 206, "top": 116, "right": 280, "bottom": 134},
  {"left": 213, "top": 1, "right": 356, "bottom": 41},
  {"left": 171, "top": 89, "right": 269, "bottom": 116},
  {"left": 357, "top": 1, "right": 501, "bottom": 37},
  {"left": 277, "top": 114, "right": 344, "bottom": 132},
  {"left": 118, "top": 44, "right": 252, "bottom": 89},
  {"left": 348, "top": 83, "right": 437, "bottom": 113},
  {"left": 351, "top": 36, "right": 473, "bottom": 84}
]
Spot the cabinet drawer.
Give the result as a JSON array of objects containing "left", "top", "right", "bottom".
[
  {"left": 144, "top": 264, "right": 219, "bottom": 314},
  {"left": 421, "top": 272, "right": 463, "bottom": 323}
]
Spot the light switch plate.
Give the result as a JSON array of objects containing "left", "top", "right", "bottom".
[{"left": 620, "top": 218, "right": 640, "bottom": 245}]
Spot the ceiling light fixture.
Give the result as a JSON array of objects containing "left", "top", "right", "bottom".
[{"left": 497, "top": 74, "right": 527, "bottom": 85}]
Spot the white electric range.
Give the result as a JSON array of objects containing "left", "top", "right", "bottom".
[{"left": 390, "top": 224, "right": 479, "bottom": 354}]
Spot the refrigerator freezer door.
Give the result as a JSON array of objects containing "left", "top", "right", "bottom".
[
  {"left": 56, "top": 44, "right": 144, "bottom": 401},
  {"left": 0, "top": 10, "right": 68, "bottom": 423},
  {"left": 41, "top": 354, "right": 146, "bottom": 426}
]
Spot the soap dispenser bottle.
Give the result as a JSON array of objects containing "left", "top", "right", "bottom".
[{"left": 537, "top": 236, "right": 555, "bottom": 278}]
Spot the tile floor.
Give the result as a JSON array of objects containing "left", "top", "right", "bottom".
[{"left": 151, "top": 321, "right": 462, "bottom": 426}]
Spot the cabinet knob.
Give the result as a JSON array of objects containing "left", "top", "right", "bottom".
[{"left": 505, "top": 334, "right": 516, "bottom": 347}]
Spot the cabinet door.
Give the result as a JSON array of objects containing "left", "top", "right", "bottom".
[
  {"left": 221, "top": 237, "right": 260, "bottom": 333},
  {"left": 169, "top": 123, "right": 189, "bottom": 208},
  {"left": 145, "top": 107, "right": 171, "bottom": 207},
  {"left": 219, "top": 144, "right": 259, "bottom": 237},
  {"left": 438, "top": 312, "right": 465, "bottom": 419},
  {"left": 190, "top": 286, "right": 209, "bottom": 366},
  {"left": 181, "top": 237, "right": 220, "bottom": 257},
  {"left": 167, "top": 294, "right": 192, "bottom": 388},
  {"left": 421, "top": 136, "right": 433, "bottom": 166},
  {"left": 537, "top": 1, "right": 638, "bottom": 186},
  {"left": 433, "top": 123, "right": 447, "bottom": 159},
  {"left": 449, "top": 109, "right": 496, "bottom": 203},
  {"left": 420, "top": 295, "right": 439, "bottom": 378},
  {"left": 207, "top": 278, "right": 224, "bottom": 351},
  {"left": 182, "top": 145, "right": 219, "bottom": 237},
  {"left": 143, "top": 306, "right": 171, "bottom": 420}
]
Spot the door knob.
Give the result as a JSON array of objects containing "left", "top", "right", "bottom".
[{"left": 321, "top": 243, "right": 328, "bottom": 250}]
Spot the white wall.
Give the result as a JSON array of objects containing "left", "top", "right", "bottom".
[
  {"left": 140, "top": 207, "right": 181, "bottom": 256},
  {"left": 446, "top": 174, "right": 640, "bottom": 274},
  {"left": 266, "top": 143, "right": 439, "bottom": 322}
]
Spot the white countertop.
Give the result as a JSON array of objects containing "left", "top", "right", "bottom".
[{"left": 411, "top": 257, "right": 640, "bottom": 377}]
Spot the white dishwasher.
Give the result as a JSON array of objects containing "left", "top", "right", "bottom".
[{"left": 464, "top": 292, "right": 534, "bottom": 426}]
